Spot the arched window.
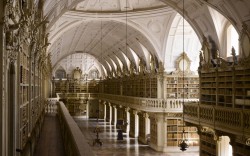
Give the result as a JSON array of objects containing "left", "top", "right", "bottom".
[
  {"left": 227, "top": 25, "right": 239, "bottom": 56},
  {"left": 55, "top": 69, "right": 66, "bottom": 79}
]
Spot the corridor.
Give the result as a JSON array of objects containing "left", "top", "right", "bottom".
[
  {"left": 33, "top": 114, "right": 65, "bottom": 156},
  {"left": 74, "top": 117, "right": 199, "bottom": 156}
]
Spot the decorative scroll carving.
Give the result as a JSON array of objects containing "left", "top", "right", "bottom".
[
  {"left": 174, "top": 52, "right": 193, "bottom": 75},
  {"left": 200, "top": 126, "right": 218, "bottom": 141},
  {"left": 238, "top": 23, "right": 250, "bottom": 68},
  {"left": 246, "top": 138, "right": 250, "bottom": 146},
  {"left": 201, "top": 36, "right": 211, "bottom": 64}
]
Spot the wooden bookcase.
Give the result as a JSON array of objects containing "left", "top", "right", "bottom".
[
  {"left": 165, "top": 75, "right": 199, "bottom": 99},
  {"left": 54, "top": 79, "right": 99, "bottom": 93},
  {"left": 101, "top": 74, "right": 158, "bottom": 98},
  {"left": 166, "top": 119, "right": 199, "bottom": 147},
  {"left": 19, "top": 44, "right": 30, "bottom": 148},
  {"left": 200, "top": 132, "right": 216, "bottom": 156},
  {"left": 200, "top": 67, "right": 250, "bottom": 108}
]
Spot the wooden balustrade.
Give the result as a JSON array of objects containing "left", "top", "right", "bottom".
[{"left": 184, "top": 103, "right": 250, "bottom": 136}]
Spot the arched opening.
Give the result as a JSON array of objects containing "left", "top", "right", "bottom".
[
  {"left": 55, "top": 68, "right": 66, "bottom": 79},
  {"left": 227, "top": 25, "right": 239, "bottom": 56}
]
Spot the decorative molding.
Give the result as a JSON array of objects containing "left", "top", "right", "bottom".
[
  {"left": 173, "top": 52, "right": 193, "bottom": 75},
  {"left": 246, "top": 138, "right": 250, "bottom": 146},
  {"left": 200, "top": 126, "right": 218, "bottom": 141}
]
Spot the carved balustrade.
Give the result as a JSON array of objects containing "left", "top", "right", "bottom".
[
  {"left": 100, "top": 94, "right": 198, "bottom": 112},
  {"left": 46, "top": 98, "right": 59, "bottom": 113},
  {"left": 184, "top": 103, "right": 250, "bottom": 136},
  {"left": 56, "top": 93, "right": 199, "bottom": 113}
]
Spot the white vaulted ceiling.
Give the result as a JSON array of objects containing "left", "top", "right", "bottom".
[{"left": 43, "top": 0, "right": 250, "bottom": 77}]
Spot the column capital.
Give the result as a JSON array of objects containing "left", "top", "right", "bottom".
[
  {"left": 125, "top": 107, "right": 130, "bottom": 112},
  {"left": 143, "top": 112, "right": 149, "bottom": 118},
  {"left": 132, "top": 109, "right": 139, "bottom": 115}
]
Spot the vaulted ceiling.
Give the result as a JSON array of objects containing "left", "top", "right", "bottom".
[{"left": 43, "top": 0, "right": 250, "bottom": 77}]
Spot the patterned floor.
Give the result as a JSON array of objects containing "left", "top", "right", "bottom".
[{"left": 74, "top": 117, "right": 199, "bottom": 156}]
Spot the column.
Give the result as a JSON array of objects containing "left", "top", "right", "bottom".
[
  {"left": 122, "top": 107, "right": 130, "bottom": 133},
  {"left": 149, "top": 113, "right": 166, "bottom": 152},
  {"left": 111, "top": 105, "right": 117, "bottom": 125},
  {"left": 217, "top": 136, "right": 232, "bottom": 156},
  {"left": 106, "top": 103, "right": 112, "bottom": 123},
  {"left": 103, "top": 102, "right": 106, "bottom": 120},
  {"left": 86, "top": 100, "right": 89, "bottom": 118},
  {"left": 138, "top": 112, "right": 150, "bottom": 144},
  {"left": 129, "top": 109, "right": 139, "bottom": 138}
]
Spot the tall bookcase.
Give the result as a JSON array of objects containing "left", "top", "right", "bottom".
[
  {"left": 166, "top": 119, "right": 199, "bottom": 147},
  {"left": 54, "top": 79, "right": 99, "bottom": 94},
  {"left": 165, "top": 75, "right": 199, "bottom": 99},
  {"left": 200, "top": 67, "right": 250, "bottom": 108},
  {"left": 200, "top": 132, "right": 216, "bottom": 156},
  {"left": 19, "top": 43, "right": 30, "bottom": 148},
  {"left": 102, "top": 73, "right": 158, "bottom": 98}
]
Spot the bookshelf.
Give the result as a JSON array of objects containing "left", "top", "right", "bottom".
[
  {"left": 19, "top": 43, "right": 30, "bottom": 148},
  {"left": 165, "top": 75, "right": 199, "bottom": 99},
  {"left": 200, "top": 132, "right": 216, "bottom": 156},
  {"left": 200, "top": 67, "right": 250, "bottom": 108},
  {"left": 166, "top": 119, "right": 199, "bottom": 147}
]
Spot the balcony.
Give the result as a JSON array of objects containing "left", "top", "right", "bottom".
[{"left": 184, "top": 103, "right": 250, "bottom": 139}]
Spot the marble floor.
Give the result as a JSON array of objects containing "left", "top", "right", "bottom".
[{"left": 74, "top": 117, "right": 199, "bottom": 156}]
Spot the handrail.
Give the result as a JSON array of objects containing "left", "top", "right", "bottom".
[{"left": 57, "top": 101, "right": 95, "bottom": 156}]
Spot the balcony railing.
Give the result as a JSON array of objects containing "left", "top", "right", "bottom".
[
  {"left": 184, "top": 103, "right": 250, "bottom": 137},
  {"left": 56, "top": 93, "right": 199, "bottom": 113},
  {"left": 46, "top": 98, "right": 59, "bottom": 113},
  {"left": 57, "top": 101, "right": 95, "bottom": 156},
  {"left": 45, "top": 99, "right": 94, "bottom": 156}
]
